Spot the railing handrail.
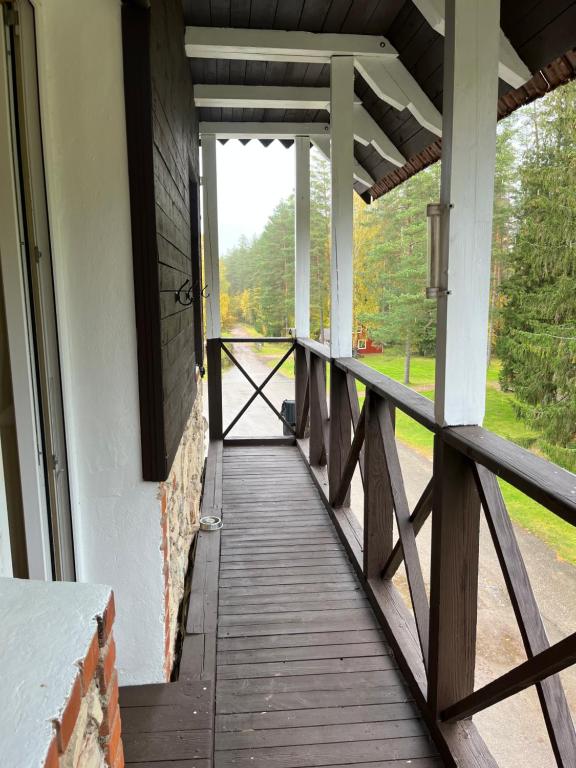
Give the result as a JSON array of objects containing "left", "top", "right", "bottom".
[
  {"left": 298, "top": 341, "right": 576, "bottom": 526},
  {"left": 296, "top": 336, "right": 332, "bottom": 361},
  {"left": 219, "top": 336, "right": 293, "bottom": 343},
  {"left": 290, "top": 336, "right": 576, "bottom": 764},
  {"left": 335, "top": 356, "right": 436, "bottom": 430}
]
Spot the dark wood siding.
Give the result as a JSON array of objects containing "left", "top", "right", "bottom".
[{"left": 122, "top": 0, "right": 201, "bottom": 481}]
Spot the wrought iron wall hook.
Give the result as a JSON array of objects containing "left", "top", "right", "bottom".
[
  {"left": 201, "top": 284, "right": 210, "bottom": 299},
  {"left": 175, "top": 278, "right": 194, "bottom": 306}
]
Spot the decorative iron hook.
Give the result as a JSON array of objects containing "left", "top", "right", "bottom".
[
  {"left": 201, "top": 284, "right": 210, "bottom": 299},
  {"left": 175, "top": 279, "right": 194, "bottom": 306}
]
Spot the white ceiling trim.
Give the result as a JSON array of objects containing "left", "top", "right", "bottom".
[
  {"left": 352, "top": 105, "right": 406, "bottom": 167},
  {"left": 355, "top": 57, "right": 442, "bottom": 136},
  {"left": 311, "top": 135, "right": 374, "bottom": 189},
  {"left": 199, "top": 122, "right": 330, "bottom": 139},
  {"left": 194, "top": 84, "right": 360, "bottom": 110},
  {"left": 412, "top": 0, "right": 531, "bottom": 89},
  {"left": 186, "top": 27, "right": 442, "bottom": 137},
  {"left": 185, "top": 27, "right": 398, "bottom": 63}
]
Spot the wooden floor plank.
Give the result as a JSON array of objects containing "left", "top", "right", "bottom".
[
  {"left": 123, "top": 444, "right": 439, "bottom": 767},
  {"left": 217, "top": 656, "right": 397, "bottom": 679},
  {"left": 217, "top": 669, "right": 404, "bottom": 695},
  {"left": 121, "top": 703, "right": 212, "bottom": 733},
  {"left": 219, "top": 598, "right": 368, "bottom": 615},
  {"left": 215, "top": 702, "right": 419, "bottom": 732},
  {"left": 218, "top": 607, "right": 375, "bottom": 626},
  {"left": 217, "top": 641, "right": 389, "bottom": 665},
  {"left": 215, "top": 719, "right": 426, "bottom": 750},
  {"left": 216, "top": 686, "right": 414, "bottom": 715},
  {"left": 123, "top": 730, "right": 211, "bottom": 762},
  {"left": 217, "top": 629, "right": 385, "bottom": 651},
  {"left": 214, "top": 444, "right": 438, "bottom": 768},
  {"left": 213, "top": 736, "right": 437, "bottom": 768}
]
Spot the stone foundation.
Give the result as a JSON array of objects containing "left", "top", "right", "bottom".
[{"left": 159, "top": 383, "right": 206, "bottom": 678}]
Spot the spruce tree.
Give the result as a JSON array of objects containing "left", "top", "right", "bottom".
[{"left": 498, "top": 82, "right": 576, "bottom": 471}]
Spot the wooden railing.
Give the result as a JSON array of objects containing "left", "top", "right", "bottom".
[
  {"left": 206, "top": 336, "right": 295, "bottom": 440},
  {"left": 294, "top": 337, "right": 576, "bottom": 768}
]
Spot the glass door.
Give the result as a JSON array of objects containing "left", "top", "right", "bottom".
[{"left": 1, "top": 0, "right": 75, "bottom": 580}]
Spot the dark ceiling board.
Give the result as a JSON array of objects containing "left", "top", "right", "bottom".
[
  {"left": 503, "top": 0, "right": 575, "bottom": 50},
  {"left": 211, "top": 0, "right": 231, "bottom": 26},
  {"left": 501, "top": 0, "right": 544, "bottom": 37},
  {"left": 340, "top": 0, "right": 382, "bottom": 33},
  {"left": 299, "top": 0, "right": 334, "bottom": 32},
  {"left": 183, "top": 0, "right": 210, "bottom": 25},
  {"left": 387, "top": 3, "right": 427, "bottom": 51},
  {"left": 245, "top": 60, "right": 268, "bottom": 85},
  {"left": 362, "top": 0, "right": 405, "bottom": 35},
  {"left": 249, "top": 0, "right": 280, "bottom": 29},
  {"left": 323, "top": 0, "right": 354, "bottom": 31},
  {"left": 229, "top": 59, "right": 247, "bottom": 84},
  {"left": 274, "top": 0, "right": 306, "bottom": 30},
  {"left": 230, "top": 0, "right": 251, "bottom": 27},
  {"left": 517, "top": 5, "right": 576, "bottom": 69}
]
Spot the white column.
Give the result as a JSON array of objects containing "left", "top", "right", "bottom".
[
  {"left": 202, "top": 134, "right": 221, "bottom": 339},
  {"left": 294, "top": 136, "right": 311, "bottom": 338},
  {"left": 329, "top": 56, "right": 354, "bottom": 358},
  {"left": 434, "top": 0, "right": 500, "bottom": 426}
]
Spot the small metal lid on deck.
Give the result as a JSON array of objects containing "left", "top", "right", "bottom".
[{"left": 199, "top": 515, "right": 223, "bottom": 531}]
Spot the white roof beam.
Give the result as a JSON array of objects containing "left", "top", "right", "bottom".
[
  {"left": 412, "top": 0, "right": 531, "bottom": 88},
  {"left": 199, "top": 122, "right": 330, "bottom": 139},
  {"left": 311, "top": 135, "right": 374, "bottom": 189},
  {"left": 355, "top": 57, "right": 442, "bottom": 136},
  {"left": 194, "top": 84, "right": 361, "bottom": 110},
  {"left": 353, "top": 105, "right": 406, "bottom": 167},
  {"left": 185, "top": 27, "right": 397, "bottom": 63}
]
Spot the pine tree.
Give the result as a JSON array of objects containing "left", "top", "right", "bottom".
[
  {"left": 357, "top": 164, "right": 440, "bottom": 383},
  {"left": 498, "top": 81, "right": 576, "bottom": 471}
]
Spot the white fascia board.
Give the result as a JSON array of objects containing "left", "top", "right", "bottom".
[
  {"left": 498, "top": 30, "right": 532, "bottom": 90},
  {"left": 194, "top": 84, "right": 361, "bottom": 110},
  {"left": 199, "top": 122, "right": 330, "bottom": 139},
  {"left": 185, "top": 26, "right": 397, "bottom": 62},
  {"left": 311, "top": 135, "right": 374, "bottom": 189},
  {"left": 355, "top": 57, "right": 442, "bottom": 136},
  {"left": 353, "top": 104, "right": 406, "bottom": 167},
  {"left": 412, "top": 0, "right": 531, "bottom": 88}
]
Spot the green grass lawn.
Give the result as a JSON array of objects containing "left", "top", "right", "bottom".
[{"left": 254, "top": 343, "right": 575, "bottom": 565}]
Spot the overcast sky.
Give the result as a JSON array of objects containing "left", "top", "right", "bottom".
[{"left": 215, "top": 140, "right": 296, "bottom": 254}]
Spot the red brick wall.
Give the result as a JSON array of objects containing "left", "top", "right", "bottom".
[{"left": 43, "top": 593, "right": 124, "bottom": 768}]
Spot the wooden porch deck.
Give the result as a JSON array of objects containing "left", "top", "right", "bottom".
[{"left": 120, "top": 443, "right": 441, "bottom": 768}]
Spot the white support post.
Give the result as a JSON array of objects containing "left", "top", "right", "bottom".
[
  {"left": 202, "top": 134, "right": 221, "bottom": 340},
  {"left": 434, "top": 0, "right": 500, "bottom": 426},
  {"left": 329, "top": 56, "right": 354, "bottom": 359},
  {"left": 294, "top": 137, "right": 311, "bottom": 339}
]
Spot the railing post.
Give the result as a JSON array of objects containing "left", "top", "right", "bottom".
[
  {"left": 428, "top": 434, "right": 481, "bottom": 716},
  {"left": 309, "top": 354, "right": 328, "bottom": 466},
  {"left": 328, "top": 363, "right": 351, "bottom": 505},
  {"left": 206, "top": 338, "right": 222, "bottom": 440},
  {"left": 294, "top": 137, "right": 311, "bottom": 339},
  {"left": 295, "top": 343, "right": 308, "bottom": 439},
  {"left": 363, "top": 391, "right": 394, "bottom": 579},
  {"left": 202, "top": 134, "right": 223, "bottom": 440}
]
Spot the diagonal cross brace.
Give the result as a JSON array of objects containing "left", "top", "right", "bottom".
[{"left": 221, "top": 342, "right": 296, "bottom": 437}]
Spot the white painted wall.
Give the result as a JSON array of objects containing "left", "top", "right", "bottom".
[{"left": 32, "top": 0, "right": 165, "bottom": 683}]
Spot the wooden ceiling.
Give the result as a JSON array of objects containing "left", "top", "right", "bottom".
[{"left": 183, "top": 0, "right": 576, "bottom": 201}]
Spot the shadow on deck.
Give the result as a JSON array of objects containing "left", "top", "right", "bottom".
[{"left": 119, "top": 442, "right": 441, "bottom": 767}]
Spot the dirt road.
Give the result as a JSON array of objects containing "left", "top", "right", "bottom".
[{"left": 216, "top": 337, "right": 576, "bottom": 767}]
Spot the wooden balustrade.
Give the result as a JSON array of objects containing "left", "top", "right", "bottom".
[{"left": 293, "top": 337, "right": 576, "bottom": 768}]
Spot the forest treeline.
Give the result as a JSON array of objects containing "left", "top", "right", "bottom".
[{"left": 220, "top": 81, "right": 576, "bottom": 471}]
